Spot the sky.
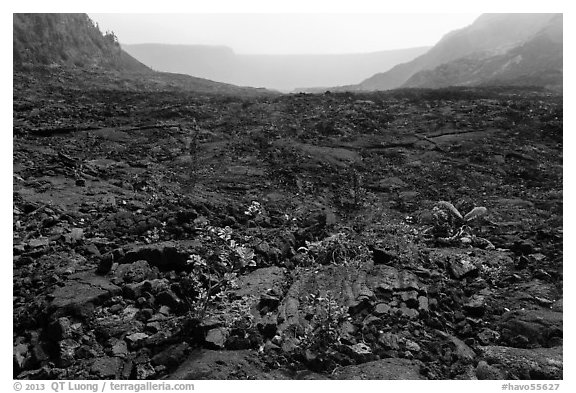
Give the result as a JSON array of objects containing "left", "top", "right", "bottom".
[{"left": 88, "top": 13, "right": 482, "bottom": 55}]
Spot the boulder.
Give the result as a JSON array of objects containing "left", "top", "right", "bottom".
[
  {"left": 478, "top": 345, "right": 562, "bottom": 380},
  {"left": 499, "top": 308, "right": 562, "bottom": 347},
  {"left": 231, "top": 266, "right": 286, "bottom": 299},
  {"left": 113, "top": 260, "right": 157, "bottom": 284},
  {"left": 122, "top": 240, "right": 200, "bottom": 271},
  {"left": 170, "top": 350, "right": 283, "bottom": 380},
  {"left": 91, "top": 356, "right": 122, "bottom": 378},
  {"left": 331, "top": 358, "right": 424, "bottom": 379},
  {"left": 49, "top": 272, "right": 121, "bottom": 317},
  {"left": 151, "top": 342, "right": 190, "bottom": 369}
]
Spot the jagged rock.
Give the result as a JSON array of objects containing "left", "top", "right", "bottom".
[
  {"left": 278, "top": 263, "right": 422, "bottom": 338},
  {"left": 57, "top": 338, "right": 80, "bottom": 367},
  {"left": 231, "top": 266, "right": 286, "bottom": 299},
  {"left": 111, "top": 339, "right": 128, "bottom": 358},
  {"left": 344, "top": 342, "right": 375, "bottom": 362},
  {"left": 372, "top": 247, "right": 398, "bottom": 265},
  {"left": 455, "top": 364, "right": 478, "bottom": 380},
  {"left": 28, "top": 237, "right": 50, "bottom": 248},
  {"left": 476, "top": 360, "right": 506, "bottom": 380},
  {"left": 499, "top": 308, "right": 563, "bottom": 347},
  {"left": 205, "top": 327, "right": 228, "bottom": 349},
  {"left": 378, "top": 332, "right": 400, "bottom": 350},
  {"left": 477, "top": 328, "right": 501, "bottom": 345},
  {"left": 151, "top": 342, "right": 190, "bottom": 369},
  {"left": 64, "top": 228, "right": 84, "bottom": 243},
  {"left": 512, "top": 280, "right": 560, "bottom": 306},
  {"left": 338, "top": 320, "right": 356, "bottom": 344},
  {"left": 145, "top": 321, "right": 162, "bottom": 334},
  {"left": 331, "top": 358, "right": 424, "bottom": 379},
  {"left": 449, "top": 258, "right": 478, "bottom": 279},
  {"left": 46, "top": 317, "right": 73, "bottom": 341},
  {"left": 97, "top": 253, "right": 114, "bottom": 275},
  {"left": 478, "top": 345, "right": 562, "bottom": 380},
  {"left": 113, "top": 260, "right": 157, "bottom": 284},
  {"left": 447, "top": 335, "right": 476, "bottom": 361},
  {"left": 91, "top": 356, "right": 122, "bottom": 378},
  {"left": 136, "top": 362, "right": 156, "bottom": 380},
  {"left": 95, "top": 316, "right": 143, "bottom": 339},
  {"left": 49, "top": 272, "right": 121, "bottom": 318},
  {"left": 83, "top": 242, "right": 101, "bottom": 257},
  {"left": 405, "top": 340, "right": 421, "bottom": 353},
  {"left": 256, "top": 314, "right": 278, "bottom": 339},
  {"left": 17, "top": 366, "right": 62, "bottom": 380},
  {"left": 126, "top": 332, "right": 149, "bottom": 349},
  {"left": 428, "top": 249, "right": 513, "bottom": 279},
  {"left": 123, "top": 279, "right": 169, "bottom": 299},
  {"left": 122, "top": 241, "right": 199, "bottom": 271},
  {"left": 464, "top": 294, "right": 486, "bottom": 317},
  {"left": 156, "top": 290, "right": 184, "bottom": 311},
  {"left": 169, "top": 349, "right": 284, "bottom": 380}
]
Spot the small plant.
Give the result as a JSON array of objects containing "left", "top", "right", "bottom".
[
  {"left": 301, "top": 233, "right": 363, "bottom": 266},
  {"left": 181, "top": 219, "right": 257, "bottom": 321},
  {"left": 244, "top": 201, "right": 262, "bottom": 217},
  {"left": 293, "top": 292, "right": 350, "bottom": 372},
  {"left": 426, "top": 201, "right": 494, "bottom": 248}
]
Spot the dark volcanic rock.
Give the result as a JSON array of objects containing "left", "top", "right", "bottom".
[
  {"left": 499, "top": 308, "right": 563, "bottom": 347},
  {"left": 49, "top": 272, "right": 121, "bottom": 317},
  {"left": 122, "top": 241, "right": 199, "bottom": 271},
  {"left": 478, "top": 345, "right": 562, "bottom": 380},
  {"left": 91, "top": 356, "right": 122, "bottom": 378},
  {"left": 113, "top": 260, "right": 157, "bottom": 284},
  {"left": 277, "top": 263, "right": 423, "bottom": 338},
  {"left": 46, "top": 317, "right": 73, "bottom": 341},
  {"left": 331, "top": 358, "right": 424, "bottom": 379},
  {"left": 205, "top": 327, "right": 228, "bottom": 349},
  {"left": 476, "top": 360, "right": 506, "bottom": 380},
  {"left": 151, "top": 342, "right": 190, "bottom": 369},
  {"left": 231, "top": 266, "right": 286, "bottom": 299},
  {"left": 169, "top": 349, "right": 284, "bottom": 380},
  {"left": 371, "top": 247, "right": 398, "bottom": 265},
  {"left": 449, "top": 258, "right": 479, "bottom": 279}
]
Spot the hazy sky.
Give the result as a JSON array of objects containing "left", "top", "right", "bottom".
[{"left": 88, "top": 13, "right": 481, "bottom": 55}]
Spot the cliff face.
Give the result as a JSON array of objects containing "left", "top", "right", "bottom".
[
  {"left": 403, "top": 14, "right": 563, "bottom": 89},
  {"left": 353, "top": 13, "right": 561, "bottom": 91},
  {"left": 13, "top": 13, "right": 150, "bottom": 72}
]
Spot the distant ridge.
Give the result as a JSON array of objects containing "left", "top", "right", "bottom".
[
  {"left": 339, "top": 13, "right": 561, "bottom": 91},
  {"left": 122, "top": 43, "right": 430, "bottom": 91}
]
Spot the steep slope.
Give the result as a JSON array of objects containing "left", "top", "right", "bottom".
[
  {"left": 13, "top": 13, "right": 150, "bottom": 72},
  {"left": 403, "top": 14, "right": 562, "bottom": 89},
  {"left": 122, "top": 43, "right": 429, "bottom": 91},
  {"left": 351, "top": 13, "right": 559, "bottom": 91},
  {"left": 13, "top": 13, "right": 273, "bottom": 96}
]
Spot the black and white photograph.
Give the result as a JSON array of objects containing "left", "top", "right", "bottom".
[{"left": 10, "top": 0, "right": 566, "bottom": 386}]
